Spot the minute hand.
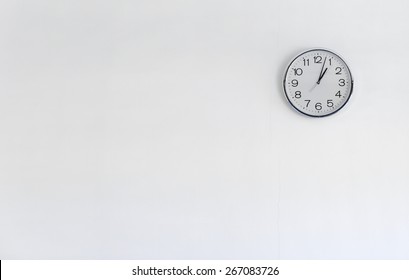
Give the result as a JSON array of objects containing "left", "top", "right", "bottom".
[{"left": 317, "top": 56, "right": 327, "bottom": 84}]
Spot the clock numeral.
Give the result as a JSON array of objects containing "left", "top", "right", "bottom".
[
  {"left": 315, "top": 102, "right": 322, "bottom": 111},
  {"left": 293, "top": 68, "right": 303, "bottom": 76},
  {"left": 314, "top": 55, "right": 322, "bottom": 63},
  {"left": 291, "top": 79, "right": 298, "bottom": 87},
  {"left": 327, "top": 99, "right": 334, "bottom": 107},
  {"left": 303, "top": 58, "right": 310, "bottom": 66},
  {"left": 294, "top": 91, "right": 301, "bottom": 98},
  {"left": 328, "top": 58, "right": 332, "bottom": 65},
  {"left": 338, "top": 79, "right": 346, "bottom": 86},
  {"left": 335, "top": 67, "right": 342, "bottom": 75},
  {"left": 304, "top": 99, "right": 311, "bottom": 107},
  {"left": 335, "top": 91, "right": 342, "bottom": 98}
]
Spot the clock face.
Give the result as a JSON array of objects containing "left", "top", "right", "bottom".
[{"left": 283, "top": 49, "right": 353, "bottom": 117}]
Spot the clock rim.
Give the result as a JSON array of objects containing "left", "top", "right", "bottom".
[{"left": 282, "top": 48, "right": 354, "bottom": 118}]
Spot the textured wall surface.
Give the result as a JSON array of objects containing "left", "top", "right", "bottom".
[{"left": 1, "top": 0, "right": 408, "bottom": 259}]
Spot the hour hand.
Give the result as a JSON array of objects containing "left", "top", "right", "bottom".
[{"left": 317, "top": 67, "right": 328, "bottom": 84}]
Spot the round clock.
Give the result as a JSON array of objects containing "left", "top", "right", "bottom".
[{"left": 283, "top": 49, "right": 353, "bottom": 117}]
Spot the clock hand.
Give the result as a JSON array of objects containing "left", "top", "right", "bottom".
[
  {"left": 317, "top": 56, "right": 327, "bottom": 84},
  {"left": 309, "top": 83, "right": 318, "bottom": 92},
  {"left": 317, "top": 67, "right": 328, "bottom": 84}
]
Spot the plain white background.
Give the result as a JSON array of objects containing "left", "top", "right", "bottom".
[{"left": 0, "top": 0, "right": 408, "bottom": 259}]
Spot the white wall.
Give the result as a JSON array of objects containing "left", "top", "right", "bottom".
[{"left": 1, "top": 0, "right": 408, "bottom": 259}]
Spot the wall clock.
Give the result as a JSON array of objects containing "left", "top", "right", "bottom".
[{"left": 283, "top": 49, "right": 353, "bottom": 117}]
